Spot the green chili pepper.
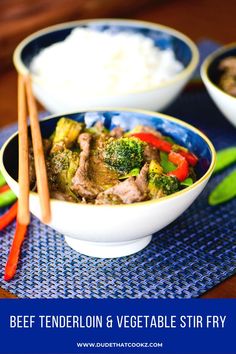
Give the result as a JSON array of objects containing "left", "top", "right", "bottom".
[
  {"left": 209, "top": 170, "right": 236, "bottom": 205},
  {"left": 0, "top": 171, "right": 6, "bottom": 187},
  {"left": 181, "top": 177, "right": 193, "bottom": 187},
  {"left": 160, "top": 151, "right": 176, "bottom": 173},
  {"left": 0, "top": 189, "right": 17, "bottom": 207},
  {"left": 214, "top": 147, "right": 236, "bottom": 174}
]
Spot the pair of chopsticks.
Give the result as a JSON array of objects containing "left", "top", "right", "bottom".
[
  {"left": 4, "top": 75, "right": 51, "bottom": 281},
  {"left": 17, "top": 74, "right": 51, "bottom": 225}
]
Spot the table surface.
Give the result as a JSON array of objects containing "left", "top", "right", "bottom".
[{"left": 0, "top": 0, "right": 235, "bottom": 298}]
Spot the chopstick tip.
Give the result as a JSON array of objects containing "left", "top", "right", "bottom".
[
  {"left": 41, "top": 213, "right": 51, "bottom": 225},
  {"left": 4, "top": 270, "right": 15, "bottom": 282}
]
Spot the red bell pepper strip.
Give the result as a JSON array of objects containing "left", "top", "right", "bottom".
[
  {"left": 0, "top": 185, "right": 10, "bottom": 193},
  {"left": 4, "top": 222, "right": 27, "bottom": 281},
  {"left": 131, "top": 132, "right": 172, "bottom": 152},
  {"left": 0, "top": 202, "right": 18, "bottom": 231},
  {"left": 131, "top": 132, "right": 198, "bottom": 166},
  {"left": 178, "top": 150, "right": 198, "bottom": 166},
  {"left": 167, "top": 151, "right": 189, "bottom": 181}
]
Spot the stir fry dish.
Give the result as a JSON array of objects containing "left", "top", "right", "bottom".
[
  {"left": 29, "top": 118, "right": 199, "bottom": 205},
  {"left": 218, "top": 56, "right": 236, "bottom": 97}
]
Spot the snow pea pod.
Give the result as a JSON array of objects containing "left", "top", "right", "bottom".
[
  {"left": 214, "top": 147, "right": 236, "bottom": 174},
  {"left": 119, "top": 168, "right": 140, "bottom": 180},
  {"left": 181, "top": 177, "right": 193, "bottom": 187},
  {"left": 160, "top": 151, "right": 176, "bottom": 173},
  {"left": 209, "top": 170, "right": 236, "bottom": 205},
  {"left": 0, "top": 189, "right": 17, "bottom": 207}
]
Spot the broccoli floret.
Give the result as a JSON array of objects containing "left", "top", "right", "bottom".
[
  {"left": 148, "top": 159, "right": 179, "bottom": 197},
  {"left": 47, "top": 149, "right": 80, "bottom": 193},
  {"left": 149, "top": 173, "right": 180, "bottom": 196},
  {"left": 104, "top": 137, "right": 144, "bottom": 174},
  {"left": 52, "top": 117, "right": 84, "bottom": 149}
]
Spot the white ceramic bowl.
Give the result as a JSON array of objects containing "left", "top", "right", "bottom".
[
  {"left": 13, "top": 19, "right": 199, "bottom": 113},
  {"left": 201, "top": 43, "right": 236, "bottom": 127},
  {"left": 0, "top": 109, "right": 215, "bottom": 258}
]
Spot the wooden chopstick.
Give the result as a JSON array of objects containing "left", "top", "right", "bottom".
[
  {"left": 17, "top": 74, "right": 30, "bottom": 225},
  {"left": 24, "top": 75, "right": 51, "bottom": 224},
  {"left": 4, "top": 74, "right": 51, "bottom": 282}
]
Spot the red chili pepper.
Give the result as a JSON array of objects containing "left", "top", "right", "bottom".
[
  {"left": 0, "top": 202, "right": 18, "bottom": 231},
  {"left": 167, "top": 151, "right": 189, "bottom": 181},
  {"left": 131, "top": 133, "right": 172, "bottom": 152},
  {"left": 131, "top": 132, "right": 198, "bottom": 166},
  {"left": 0, "top": 185, "right": 10, "bottom": 193},
  {"left": 4, "top": 222, "right": 27, "bottom": 281}
]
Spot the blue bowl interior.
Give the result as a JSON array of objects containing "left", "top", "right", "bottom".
[
  {"left": 3, "top": 111, "right": 212, "bottom": 184},
  {"left": 21, "top": 22, "right": 192, "bottom": 70},
  {"left": 207, "top": 46, "right": 236, "bottom": 86}
]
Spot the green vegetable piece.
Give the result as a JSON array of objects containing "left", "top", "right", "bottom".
[
  {"left": 214, "top": 147, "right": 236, "bottom": 174},
  {"left": 47, "top": 149, "right": 80, "bottom": 192},
  {"left": 160, "top": 151, "right": 176, "bottom": 173},
  {"left": 163, "top": 136, "right": 175, "bottom": 144},
  {"left": 181, "top": 177, "right": 193, "bottom": 187},
  {"left": 104, "top": 137, "right": 144, "bottom": 174},
  {"left": 148, "top": 159, "right": 179, "bottom": 196},
  {"left": 154, "top": 175, "right": 179, "bottom": 195},
  {"left": 52, "top": 118, "right": 84, "bottom": 148},
  {"left": 149, "top": 160, "right": 163, "bottom": 175},
  {"left": 119, "top": 168, "right": 140, "bottom": 180},
  {"left": 148, "top": 173, "right": 180, "bottom": 196},
  {"left": 86, "top": 125, "right": 109, "bottom": 135},
  {"left": 209, "top": 170, "right": 236, "bottom": 205},
  {"left": 0, "top": 190, "right": 17, "bottom": 207},
  {"left": 0, "top": 171, "right": 6, "bottom": 187}
]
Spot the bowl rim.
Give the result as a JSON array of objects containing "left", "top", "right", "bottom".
[
  {"left": 13, "top": 18, "right": 199, "bottom": 96},
  {"left": 0, "top": 108, "right": 216, "bottom": 209},
  {"left": 201, "top": 41, "right": 236, "bottom": 101}
]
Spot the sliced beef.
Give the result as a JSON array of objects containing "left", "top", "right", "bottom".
[
  {"left": 43, "top": 139, "right": 52, "bottom": 154},
  {"left": 78, "top": 132, "right": 91, "bottom": 155},
  {"left": 143, "top": 144, "right": 160, "bottom": 162},
  {"left": 96, "top": 177, "right": 143, "bottom": 204},
  {"left": 93, "top": 121, "right": 105, "bottom": 133},
  {"left": 72, "top": 133, "right": 101, "bottom": 199},
  {"left": 29, "top": 143, "right": 36, "bottom": 188},
  {"left": 96, "top": 165, "right": 149, "bottom": 205},
  {"left": 89, "top": 134, "right": 120, "bottom": 189},
  {"left": 95, "top": 193, "right": 123, "bottom": 205},
  {"left": 135, "top": 163, "right": 149, "bottom": 194},
  {"left": 110, "top": 126, "right": 124, "bottom": 138}
]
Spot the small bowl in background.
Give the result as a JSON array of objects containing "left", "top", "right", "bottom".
[
  {"left": 13, "top": 19, "right": 199, "bottom": 114},
  {"left": 201, "top": 42, "right": 236, "bottom": 127},
  {"left": 0, "top": 109, "right": 215, "bottom": 258}
]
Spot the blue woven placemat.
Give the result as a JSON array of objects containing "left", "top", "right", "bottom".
[{"left": 0, "top": 90, "right": 235, "bottom": 298}]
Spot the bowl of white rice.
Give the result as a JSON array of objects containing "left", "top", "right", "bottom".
[{"left": 13, "top": 19, "right": 199, "bottom": 113}]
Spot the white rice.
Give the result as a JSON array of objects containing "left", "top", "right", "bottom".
[{"left": 30, "top": 28, "right": 184, "bottom": 96}]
